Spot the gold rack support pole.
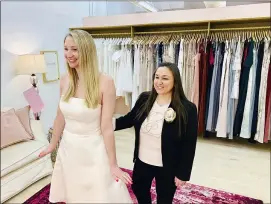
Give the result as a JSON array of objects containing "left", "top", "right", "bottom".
[
  {"left": 131, "top": 26, "right": 134, "bottom": 38},
  {"left": 207, "top": 22, "right": 211, "bottom": 36}
]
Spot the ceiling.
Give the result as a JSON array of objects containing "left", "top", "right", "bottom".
[{"left": 132, "top": 1, "right": 270, "bottom": 12}]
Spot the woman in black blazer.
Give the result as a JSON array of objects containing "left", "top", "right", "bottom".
[{"left": 114, "top": 62, "right": 198, "bottom": 204}]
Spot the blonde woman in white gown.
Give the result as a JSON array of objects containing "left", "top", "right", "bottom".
[{"left": 39, "top": 30, "right": 133, "bottom": 203}]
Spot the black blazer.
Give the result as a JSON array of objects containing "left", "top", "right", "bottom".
[{"left": 115, "top": 91, "right": 198, "bottom": 181}]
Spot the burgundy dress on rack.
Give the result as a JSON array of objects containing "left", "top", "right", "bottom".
[{"left": 198, "top": 41, "right": 208, "bottom": 136}]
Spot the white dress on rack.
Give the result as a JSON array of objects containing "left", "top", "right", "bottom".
[
  {"left": 116, "top": 45, "right": 133, "bottom": 96},
  {"left": 216, "top": 41, "right": 231, "bottom": 138},
  {"left": 255, "top": 40, "right": 271, "bottom": 143},
  {"left": 49, "top": 96, "right": 133, "bottom": 203},
  {"left": 132, "top": 44, "right": 140, "bottom": 108}
]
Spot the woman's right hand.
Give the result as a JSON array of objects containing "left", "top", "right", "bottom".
[{"left": 38, "top": 144, "right": 56, "bottom": 158}]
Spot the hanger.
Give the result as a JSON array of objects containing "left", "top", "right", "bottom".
[
  {"left": 136, "top": 36, "right": 141, "bottom": 44},
  {"left": 268, "top": 30, "right": 271, "bottom": 40},
  {"left": 127, "top": 37, "right": 132, "bottom": 45},
  {"left": 159, "top": 35, "right": 165, "bottom": 44},
  {"left": 144, "top": 35, "right": 148, "bottom": 45},
  {"left": 220, "top": 32, "right": 223, "bottom": 42},
  {"left": 125, "top": 37, "right": 129, "bottom": 45},
  {"left": 256, "top": 31, "right": 261, "bottom": 42},
  {"left": 227, "top": 31, "right": 230, "bottom": 41},
  {"left": 212, "top": 32, "right": 216, "bottom": 42},
  {"left": 112, "top": 37, "right": 117, "bottom": 45},
  {"left": 158, "top": 35, "right": 165, "bottom": 44},
  {"left": 144, "top": 36, "right": 148, "bottom": 45},
  {"left": 174, "top": 34, "right": 180, "bottom": 44},
  {"left": 171, "top": 34, "right": 175, "bottom": 44},
  {"left": 171, "top": 34, "right": 176, "bottom": 44},
  {"left": 153, "top": 35, "right": 158, "bottom": 44},
  {"left": 122, "top": 37, "right": 126, "bottom": 45},
  {"left": 116, "top": 37, "right": 120, "bottom": 45},
  {"left": 151, "top": 35, "right": 158, "bottom": 45},
  {"left": 137, "top": 36, "right": 142, "bottom": 44},
  {"left": 148, "top": 35, "right": 154, "bottom": 45},
  {"left": 154, "top": 35, "right": 159, "bottom": 44},
  {"left": 119, "top": 37, "right": 123, "bottom": 45},
  {"left": 224, "top": 32, "right": 227, "bottom": 41},
  {"left": 123, "top": 37, "right": 126, "bottom": 45},
  {"left": 229, "top": 31, "right": 233, "bottom": 41},
  {"left": 146, "top": 35, "right": 151, "bottom": 45}
]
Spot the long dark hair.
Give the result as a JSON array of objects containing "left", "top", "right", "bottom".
[{"left": 136, "top": 62, "right": 188, "bottom": 136}]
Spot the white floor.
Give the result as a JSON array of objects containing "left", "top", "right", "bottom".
[{"left": 5, "top": 128, "right": 271, "bottom": 203}]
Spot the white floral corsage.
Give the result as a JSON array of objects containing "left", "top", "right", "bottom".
[{"left": 164, "top": 108, "right": 176, "bottom": 123}]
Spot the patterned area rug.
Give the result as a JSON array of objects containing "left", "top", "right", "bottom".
[{"left": 24, "top": 168, "right": 263, "bottom": 204}]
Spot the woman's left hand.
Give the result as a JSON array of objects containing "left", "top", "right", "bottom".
[
  {"left": 174, "top": 177, "right": 186, "bottom": 188},
  {"left": 111, "top": 166, "right": 133, "bottom": 185}
]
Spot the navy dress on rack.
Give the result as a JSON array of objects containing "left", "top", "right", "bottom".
[{"left": 233, "top": 40, "right": 254, "bottom": 136}]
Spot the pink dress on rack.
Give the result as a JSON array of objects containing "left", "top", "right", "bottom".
[{"left": 191, "top": 53, "right": 200, "bottom": 110}]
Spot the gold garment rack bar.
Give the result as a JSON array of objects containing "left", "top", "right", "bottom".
[
  {"left": 90, "top": 32, "right": 131, "bottom": 36},
  {"left": 210, "top": 26, "right": 270, "bottom": 32},
  {"left": 88, "top": 27, "right": 271, "bottom": 38},
  {"left": 135, "top": 29, "right": 208, "bottom": 35}
]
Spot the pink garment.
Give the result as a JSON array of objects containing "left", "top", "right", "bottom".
[
  {"left": 23, "top": 87, "right": 44, "bottom": 113},
  {"left": 264, "top": 99, "right": 271, "bottom": 142},
  {"left": 264, "top": 63, "right": 271, "bottom": 142},
  {"left": 191, "top": 53, "right": 200, "bottom": 110}
]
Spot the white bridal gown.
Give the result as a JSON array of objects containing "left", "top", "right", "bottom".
[{"left": 49, "top": 96, "right": 132, "bottom": 203}]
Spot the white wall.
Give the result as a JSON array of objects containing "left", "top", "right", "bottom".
[{"left": 1, "top": 1, "right": 137, "bottom": 131}]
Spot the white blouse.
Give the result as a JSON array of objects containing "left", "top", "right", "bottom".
[{"left": 138, "top": 101, "right": 169, "bottom": 167}]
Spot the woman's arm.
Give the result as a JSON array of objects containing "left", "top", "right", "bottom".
[
  {"left": 101, "top": 76, "right": 118, "bottom": 167},
  {"left": 101, "top": 76, "right": 132, "bottom": 184},
  {"left": 115, "top": 92, "right": 147, "bottom": 131},
  {"left": 176, "top": 103, "right": 198, "bottom": 181},
  {"left": 49, "top": 76, "right": 66, "bottom": 148},
  {"left": 39, "top": 76, "right": 66, "bottom": 157}
]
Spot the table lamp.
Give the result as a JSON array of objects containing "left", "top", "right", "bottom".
[{"left": 14, "top": 54, "right": 46, "bottom": 120}]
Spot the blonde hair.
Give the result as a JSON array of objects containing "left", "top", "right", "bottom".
[{"left": 62, "top": 30, "right": 100, "bottom": 108}]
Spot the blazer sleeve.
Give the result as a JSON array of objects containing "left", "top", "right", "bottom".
[
  {"left": 176, "top": 103, "right": 198, "bottom": 181},
  {"left": 115, "top": 92, "right": 146, "bottom": 131}
]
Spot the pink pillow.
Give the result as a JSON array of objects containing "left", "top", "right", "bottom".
[
  {"left": 15, "top": 106, "right": 34, "bottom": 139},
  {"left": 1, "top": 109, "right": 32, "bottom": 149}
]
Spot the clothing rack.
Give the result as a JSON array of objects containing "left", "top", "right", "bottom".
[
  {"left": 70, "top": 17, "right": 270, "bottom": 38},
  {"left": 70, "top": 17, "right": 271, "bottom": 144}
]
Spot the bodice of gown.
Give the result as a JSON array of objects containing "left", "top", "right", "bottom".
[{"left": 59, "top": 97, "right": 102, "bottom": 136}]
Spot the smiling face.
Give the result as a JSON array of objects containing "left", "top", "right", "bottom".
[
  {"left": 64, "top": 35, "right": 79, "bottom": 69},
  {"left": 154, "top": 66, "right": 174, "bottom": 95}
]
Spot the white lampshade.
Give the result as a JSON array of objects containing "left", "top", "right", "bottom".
[{"left": 15, "top": 54, "right": 47, "bottom": 75}]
